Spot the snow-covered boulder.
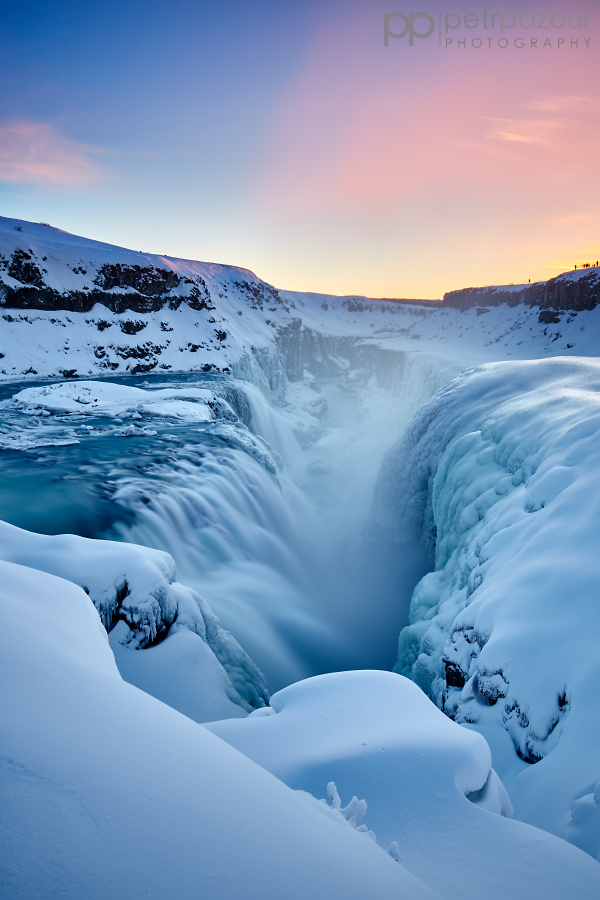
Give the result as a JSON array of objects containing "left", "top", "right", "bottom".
[
  {"left": 8, "top": 380, "right": 219, "bottom": 421},
  {"left": 0, "top": 560, "right": 438, "bottom": 900},
  {"left": 369, "top": 356, "right": 600, "bottom": 857},
  {"left": 0, "top": 519, "right": 269, "bottom": 720},
  {"left": 205, "top": 669, "right": 600, "bottom": 899}
]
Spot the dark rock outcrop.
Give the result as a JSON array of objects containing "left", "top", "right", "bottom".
[
  {"left": 0, "top": 250, "right": 214, "bottom": 314},
  {"left": 93, "top": 263, "right": 181, "bottom": 295},
  {"left": 442, "top": 270, "right": 600, "bottom": 314}
]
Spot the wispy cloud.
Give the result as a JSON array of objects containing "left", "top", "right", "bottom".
[
  {"left": 481, "top": 96, "right": 600, "bottom": 159},
  {"left": 524, "top": 96, "right": 595, "bottom": 113},
  {"left": 0, "top": 121, "right": 107, "bottom": 187},
  {"left": 484, "top": 116, "right": 560, "bottom": 146}
]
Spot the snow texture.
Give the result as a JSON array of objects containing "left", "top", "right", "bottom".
[
  {"left": 0, "top": 518, "right": 268, "bottom": 720},
  {"left": 0, "top": 560, "right": 439, "bottom": 900},
  {"left": 206, "top": 670, "right": 600, "bottom": 899},
  {"left": 369, "top": 357, "right": 600, "bottom": 859}
]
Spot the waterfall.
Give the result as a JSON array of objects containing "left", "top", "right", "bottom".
[{"left": 0, "top": 349, "right": 452, "bottom": 693}]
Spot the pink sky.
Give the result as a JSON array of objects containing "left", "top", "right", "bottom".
[
  {"left": 1, "top": 0, "right": 598, "bottom": 298},
  {"left": 249, "top": 0, "right": 600, "bottom": 296},
  {"left": 0, "top": 122, "right": 106, "bottom": 187}
]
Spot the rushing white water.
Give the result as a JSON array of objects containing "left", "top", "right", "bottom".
[{"left": 0, "top": 352, "right": 452, "bottom": 692}]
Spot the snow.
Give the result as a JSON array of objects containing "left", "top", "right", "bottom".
[
  {"left": 3, "top": 214, "right": 600, "bottom": 886},
  {"left": 558, "top": 265, "right": 600, "bottom": 284},
  {"left": 0, "top": 518, "right": 268, "bottom": 719},
  {"left": 9, "top": 380, "right": 216, "bottom": 421},
  {"left": 0, "top": 560, "right": 439, "bottom": 900},
  {"left": 206, "top": 669, "right": 600, "bottom": 899},
  {"left": 369, "top": 356, "right": 600, "bottom": 858},
  {"left": 2, "top": 214, "right": 600, "bottom": 390}
]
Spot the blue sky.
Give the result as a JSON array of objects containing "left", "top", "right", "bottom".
[{"left": 1, "top": 0, "right": 598, "bottom": 297}]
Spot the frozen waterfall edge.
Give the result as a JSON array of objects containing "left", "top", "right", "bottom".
[{"left": 368, "top": 356, "right": 600, "bottom": 859}]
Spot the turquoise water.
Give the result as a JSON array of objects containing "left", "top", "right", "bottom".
[{"left": 0, "top": 373, "right": 426, "bottom": 691}]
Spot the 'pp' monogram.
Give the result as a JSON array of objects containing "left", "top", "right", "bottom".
[{"left": 384, "top": 12, "right": 435, "bottom": 45}]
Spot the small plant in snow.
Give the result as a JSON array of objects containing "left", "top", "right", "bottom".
[{"left": 325, "top": 782, "right": 402, "bottom": 862}]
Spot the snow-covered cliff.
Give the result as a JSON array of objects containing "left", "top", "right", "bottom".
[
  {"left": 442, "top": 267, "right": 600, "bottom": 314},
  {"left": 369, "top": 357, "right": 600, "bottom": 858},
  {"left": 2, "top": 215, "right": 600, "bottom": 392}
]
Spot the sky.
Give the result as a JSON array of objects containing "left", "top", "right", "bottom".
[{"left": 1, "top": 0, "right": 598, "bottom": 298}]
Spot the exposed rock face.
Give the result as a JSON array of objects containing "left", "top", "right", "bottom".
[
  {"left": 0, "top": 252, "right": 212, "bottom": 314},
  {"left": 93, "top": 262, "right": 181, "bottom": 295},
  {"left": 528, "top": 270, "right": 600, "bottom": 313},
  {"left": 6, "top": 249, "right": 45, "bottom": 287},
  {"left": 443, "top": 269, "right": 600, "bottom": 314},
  {"left": 276, "top": 319, "right": 410, "bottom": 391}
]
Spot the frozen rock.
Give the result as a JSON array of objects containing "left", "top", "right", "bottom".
[
  {"left": 369, "top": 357, "right": 600, "bottom": 857},
  {"left": 0, "top": 518, "right": 269, "bottom": 719}
]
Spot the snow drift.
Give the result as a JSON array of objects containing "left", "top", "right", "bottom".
[
  {"left": 0, "top": 519, "right": 269, "bottom": 721},
  {"left": 206, "top": 669, "right": 600, "bottom": 899},
  {"left": 0, "top": 560, "right": 439, "bottom": 900}
]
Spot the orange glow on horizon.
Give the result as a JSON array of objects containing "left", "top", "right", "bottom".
[{"left": 242, "top": 1, "right": 600, "bottom": 299}]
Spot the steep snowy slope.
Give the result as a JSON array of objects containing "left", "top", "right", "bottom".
[
  {"left": 0, "top": 560, "right": 439, "bottom": 900},
  {"left": 0, "top": 518, "right": 269, "bottom": 721},
  {"left": 0, "top": 215, "right": 294, "bottom": 392},
  {"left": 368, "top": 357, "right": 600, "bottom": 859}
]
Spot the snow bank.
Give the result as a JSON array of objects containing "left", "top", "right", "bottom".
[
  {"left": 0, "top": 560, "right": 438, "bottom": 900},
  {"left": 9, "top": 380, "right": 216, "bottom": 421},
  {"left": 206, "top": 669, "right": 600, "bottom": 899},
  {"left": 0, "top": 519, "right": 268, "bottom": 719},
  {"left": 369, "top": 357, "right": 600, "bottom": 857}
]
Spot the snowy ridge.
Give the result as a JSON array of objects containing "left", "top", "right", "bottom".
[
  {"left": 2, "top": 215, "right": 600, "bottom": 390},
  {"left": 0, "top": 519, "right": 269, "bottom": 719},
  {"left": 368, "top": 357, "right": 600, "bottom": 857},
  {"left": 0, "top": 215, "right": 297, "bottom": 390}
]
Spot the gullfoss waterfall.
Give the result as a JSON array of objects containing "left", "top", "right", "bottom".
[
  {"left": 0, "top": 355, "right": 443, "bottom": 694},
  {"left": 3, "top": 218, "right": 600, "bottom": 892}
]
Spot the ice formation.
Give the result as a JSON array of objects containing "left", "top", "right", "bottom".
[
  {"left": 369, "top": 357, "right": 600, "bottom": 857},
  {"left": 2, "top": 215, "right": 600, "bottom": 891}
]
